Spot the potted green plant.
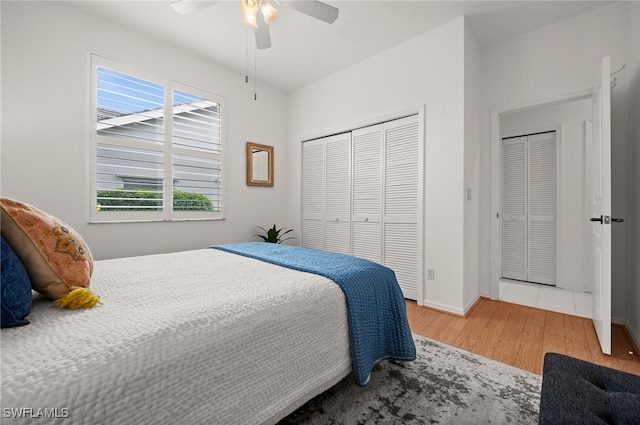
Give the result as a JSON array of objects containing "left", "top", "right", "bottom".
[{"left": 254, "top": 224, "right": 294, "bottom": 244}]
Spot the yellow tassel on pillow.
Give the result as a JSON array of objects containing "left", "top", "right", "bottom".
[{"left": 54, "top": 287, "right": 100, "bottom": 309}]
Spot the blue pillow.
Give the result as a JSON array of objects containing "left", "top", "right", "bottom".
[{"left": 1, "top": 236, "right": 32, "bottom": 328}]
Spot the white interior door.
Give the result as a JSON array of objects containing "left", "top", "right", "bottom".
[{"left": 590, "top": 56, "right": 612, "bottom": 355}]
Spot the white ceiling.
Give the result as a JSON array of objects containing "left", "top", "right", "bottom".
[{"left": 70, "top": 0, "right": 611, "bottom": 93}]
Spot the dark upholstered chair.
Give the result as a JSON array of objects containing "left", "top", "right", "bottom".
[{"left": 539, "top": 352, "right": 640, "bottom": 425}]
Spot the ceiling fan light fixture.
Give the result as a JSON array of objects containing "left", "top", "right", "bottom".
[
  {"left": 243, "top": 12, "right": 258, "bottom": 27},
  {"left": 240, "top": 0, "right": 259, "bottom": 27},
  {"left": 259, "top": 1, "right": 279, "bottom": 24}
]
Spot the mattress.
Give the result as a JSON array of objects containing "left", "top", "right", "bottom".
[{"left": 0, "top": 249, "right": 351, "bottom": 425}]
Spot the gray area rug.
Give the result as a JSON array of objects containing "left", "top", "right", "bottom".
[{"left": 279, "top": 334, "right": 541, "bottom": 424}]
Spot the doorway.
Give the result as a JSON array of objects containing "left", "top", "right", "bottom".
[
  {"left": 491, "top": 57, "right": 620, "bottom": 355},
  {"left": 490, "top": 92, "right": 594, "bottom": 302}
]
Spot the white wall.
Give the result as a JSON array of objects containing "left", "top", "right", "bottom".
[
  {"left": 626, "top": 1, "right": 640, "bottom": 346},
  {"left": 463, "top": 19, "right": 481, "bottom": 311},
  {"left": 1, "top": 1, "right": 289, "bottom": 260},
  {"left": 500, "top": 98, "right": 592, "bottom": 292},
  {"left": 287, "top": 17, "right": 473, "bottom": 314},
  {"left": 479, "top": 2, "right": 632, "bottom": 322}
]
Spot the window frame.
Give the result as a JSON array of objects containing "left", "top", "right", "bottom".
[{"left": 89, "top": 54, "right": 225, "bottom": 223}]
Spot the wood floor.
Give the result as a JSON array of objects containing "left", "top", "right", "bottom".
[{"left": 406, "top": 297, "right": 640, "bottom": 376}]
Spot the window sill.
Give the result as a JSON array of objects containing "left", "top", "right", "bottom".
[{"left": 88, "top": 217, "right": 226, "bottom": 224}]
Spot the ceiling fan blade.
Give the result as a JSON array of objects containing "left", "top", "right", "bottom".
[
  {"left": 254, "top": 18, "right": 272, "bottom": 49},
  {"left": 170, "top": 0, "right": 218, "bottom": 15},
  {"left": 284, "top": 1, "right": 339, "bottom": 24}
]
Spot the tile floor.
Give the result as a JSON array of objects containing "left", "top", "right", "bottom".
[{"left": 499, "top": 280, "right": 592, "bottom": 318}]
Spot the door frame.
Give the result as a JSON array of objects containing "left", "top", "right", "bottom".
[{"left": 489, "top": 89, "right": 593, "bottom": 300}]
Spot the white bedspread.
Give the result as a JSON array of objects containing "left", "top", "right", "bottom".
[{"left": 1, "top": 249, "right": 351, "bottom": 424}]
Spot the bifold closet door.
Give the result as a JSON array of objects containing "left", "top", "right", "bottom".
[
  {"left": 324, "top": 134, "right": 352, "bottom": 255},
  {"left": 501, "top": 132, "right": 556, "bottom": 285},
  {"left": 302, "top": 114, "right": 423, "bottom": 301},
  {"left": 383, "top": 116, "right": 422, "bottom": 300},
  {"left": 302, "top": 133, "right": 352, "bottom": 254},
  {"left": 352, "top": 124, "right": 383, "bottom": 263},
  {"left": 351, "top": 115, "right": 422, "bottom": 300},
  {"left": 502, "top": 136, "right": 528, "bottom": 281},
  {"left": 302, "top": 138, "right": 326, "bottom": 251},
  {"left": 527, "top": 132, "right": 556, "bottom": 285}
]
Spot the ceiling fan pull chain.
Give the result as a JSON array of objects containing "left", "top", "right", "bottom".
[{"left": 245, "top": 26, "right": 249, "bottom": 84}]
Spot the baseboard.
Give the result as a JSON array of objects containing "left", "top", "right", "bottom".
[
  {"left": 463, "top": 294, "right": 481, "bottom": 316},
  {"left": 556, "top": 284, "right": 588, "bottom": 292},
  {"left": 420, "top": 300, "right": 466, "bottom": 317},
  {"left": 420, "top": 296, "right": 482, "bottom": 318},
  {"left": 622, "top": 324, "right": 640, "bottom": 356},
  {"left": 612, "top": 316, "right": 627, "bottom": 325}
]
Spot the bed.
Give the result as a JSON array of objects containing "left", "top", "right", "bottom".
[{"left": 1, "top": 242, "right": 415, "bottom": 425}]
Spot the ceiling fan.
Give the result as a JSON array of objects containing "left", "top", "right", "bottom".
[{"left": 170, "top": 0, "right": 339, "bottom": 49}]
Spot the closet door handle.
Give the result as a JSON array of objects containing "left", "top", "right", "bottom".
[
  {"left": 612, "top": 217, "right": 624, "bottom": 223},
  {"left": 590, "top": 215, "right": 603, "bottom": 224}
]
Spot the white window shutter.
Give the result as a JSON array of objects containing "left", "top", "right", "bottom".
[
  {"left": 502, "top": 136, "right": 528, "bottom": 281},
  {"left": 92, "top": 57, "right": 225, "bottom": 221}
]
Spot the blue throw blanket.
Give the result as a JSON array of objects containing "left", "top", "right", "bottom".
[{"left": 210, "top": 242, "right": 416, "bottom": 386}]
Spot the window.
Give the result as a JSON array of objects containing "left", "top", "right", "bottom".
[{"left": 90, "top": 55, "right": 224, "bottom": 222}]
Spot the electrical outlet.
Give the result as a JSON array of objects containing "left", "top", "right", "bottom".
[{"left": 426, "top": 268, "right": 435, "bottom": 280}]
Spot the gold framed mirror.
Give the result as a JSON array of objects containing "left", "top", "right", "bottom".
[{"left": 246, "top": 142, "right": 274, "bottom": 187}]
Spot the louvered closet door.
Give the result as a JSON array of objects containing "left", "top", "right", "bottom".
[
  {"left": 383, "top": 115, "right": 422, "bottom": 300},
  {"left": 502, "top": 136, "right": 528, "bottom": 281},
  {"left": 352, "top": 125, "right": 383, "bottom": 263},
  {"left": 325, "top": 134, "right": 352, "bottom": 255},
  {"left": 501, "top": 132, "right": 556, "bottom": 285},
  {"left": 527, "top": 132, "right": 556, "bottom": 285},
  {"left": 302, "top": 139, "right": 326, "bottom": 250}
]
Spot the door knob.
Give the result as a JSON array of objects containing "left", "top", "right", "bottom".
[
  {"left": 590, "top": 215, "right": 622, "bottom": 224},
  {"left": 590, "top": 215, "right": 603, "bottom": 224}
]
